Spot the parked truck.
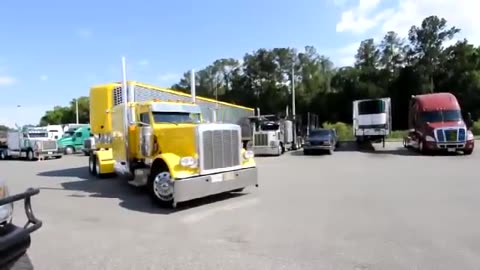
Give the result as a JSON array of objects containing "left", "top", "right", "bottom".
[
  {"left": 57, "top": 125, "right": 91, "bottom": 155},
  {"left": 87, "top": 58, "right": 258, "bottom": 208},
  {"left": 247, "top": 113, "right": 295, "bottom": 156},
  {"left": 0, "top": 127, "right": 62, "bottom": 161},
  {"left": 403, "top": 92, "right": 475, "bottom": 155},
  {"left": 353, "top": 97, "right": 392, "bottom": 147}
]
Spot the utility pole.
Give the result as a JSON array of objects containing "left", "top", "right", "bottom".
[
  {"left": 291, "top": 64, "right": 297, "bottom": 149},
  {"left": 75, "top": 99, "right": 79, "bottom": 124}
]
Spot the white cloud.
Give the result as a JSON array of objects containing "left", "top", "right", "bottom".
[
  {"left": 40, "top": 75, "right": 48, "bottom": 81},
  {"left": 77, "top": 29, "right": 92, "bottom": 39},
  {"left": 337, "top": 0, "right": 480, "bottom": 43},
  {"left": 334, "top": 0, "right": 480, "bottom": 66},
  {"left": 0, "top": 104, "right": 55, "bottom": 128},
  {"left": 379, "top": 0, "right": 480, "bottom": 44},
  {"left": 339, "top": 44, "right": 359, "bottom": 67},
  {"left": 0, "top": 76, "right": 16, "bottom": 87},
  {"left": 336, "top": 0, "right": 393, "bottom": 34},
  {"left": 137, "top": 59, "right": 149, "bottom": 67}
]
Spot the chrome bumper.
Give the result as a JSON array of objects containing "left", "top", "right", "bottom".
[{"left": 173, "top": 167, "right": 258, "bottom": 206}]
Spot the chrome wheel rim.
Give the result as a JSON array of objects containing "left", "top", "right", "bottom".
[{"left": 153, "top": 172, "right": 173, "bottom": 201}]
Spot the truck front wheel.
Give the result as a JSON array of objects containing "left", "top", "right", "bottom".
[
  {"left": 148, "top": 168, "right": 174, "bottom": 208},
  {"left": 26, "top": 150, "right": 34, "bottom": 161},
  {"left": 64, "top": 146, "right": 75, "bottom": 155}
]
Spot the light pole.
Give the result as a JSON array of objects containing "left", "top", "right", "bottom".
[{"left": 75, "top": 98, "right": 79, "bottom": 124}]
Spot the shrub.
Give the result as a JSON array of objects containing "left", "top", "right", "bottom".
[
  {"left": 472, "top": 120, "right": 480, "bottom": 136},
  {"left": 321, "top": 121, "right": 354, "bottom": 141}
]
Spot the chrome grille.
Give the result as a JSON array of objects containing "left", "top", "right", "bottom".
[
  {"left": 435, "top": 128, "right": 466, "bottom": 142},
  {"left": 202, "top": 129, "right": 240, "bottom": 171},
  {"left": 254, "top": 133, "right": 268, "bottom": 146},
  {"left": 41, "top": 140, "right": 57, "bottom": 151},
  {"left": 444, "top": 129, "right": 458, "bottom": 142}
]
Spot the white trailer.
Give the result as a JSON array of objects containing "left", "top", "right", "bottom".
[
  {"left": 352, "top": 97, "right": 392, "bottom": 148},
  {"left": 0, "top": 127, "right": 63, "bottom": 161}
]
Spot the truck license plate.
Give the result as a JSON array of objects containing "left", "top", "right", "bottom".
[
  {"left": 211, "top": 174, "right": 223, "bottom": 183},
  {"left": 447, "top": 148, "right": 455, "bottom": 152},
  {"left": 224, "top": 171, "right": 236, "bottom": 181},
  {"left": 48, "top": 152, "right": 52, "bottom": 155}
]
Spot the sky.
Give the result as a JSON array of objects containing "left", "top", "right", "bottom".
[{"left": 1, "top": 0, "right": 479, "bottom": 127}]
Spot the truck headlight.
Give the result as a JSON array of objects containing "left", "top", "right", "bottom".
[
  {"left": 179, "top": 156, "right": 197, "bottom": 168},
  {"left": 0, "top": 183, "right": 13, "bottom": 224},
  {"left": 425, "top": 135, "right": 435, "bottom": 142},
  {"left": 243, "top": 150, "right": 254, "bottom": 160},
  {"left": 467, "top": 131, "right": 475, "bottom": 140}
]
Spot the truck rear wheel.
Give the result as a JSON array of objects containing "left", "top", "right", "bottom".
[{"left": 148, "top": 168, "right": 174, "bottom": 208}]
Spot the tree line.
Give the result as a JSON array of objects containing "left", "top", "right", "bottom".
[{"left": 37, "top": 15, "right": 480, "bottom": 131}]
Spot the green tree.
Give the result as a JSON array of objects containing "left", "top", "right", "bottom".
[{"left": 40, "top": 97, "right": 89, "bottom": 125}]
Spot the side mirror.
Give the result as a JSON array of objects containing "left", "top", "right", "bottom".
[{"left": 466, "top": 112, "right": 474, "bottom": 129}]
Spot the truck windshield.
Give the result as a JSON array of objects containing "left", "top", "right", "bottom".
[
  {"left": 310, "top": 129, "right": 331, "bottom": 137},
  {"left": 260, "top": 123, "right": 279, "bottom": 131},
  {"left": 152, "top": 112, "right": 201, "bottom": 124},
  {"left": 63, "top": 131, "right": 74, "bottom": 137},
  {"left": 422, "top": 110, "right": 462, "bottom": 123},
  {"left": 28, "top": 133, "right": 48, "bottom": 138},
  {"left": 358, "top": 100, "right": 385, "bottom": 115}
]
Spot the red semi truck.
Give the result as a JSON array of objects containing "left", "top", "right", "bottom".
[{"left": 403, "top": 92, "right": 475, "bottom": 155}]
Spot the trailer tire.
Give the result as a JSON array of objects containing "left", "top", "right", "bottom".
[
  {"left": 88, "top": 154, "right": 97, "bottom": 175},
  {"left": 148, "top": 164, "right": 174, "bottom": 208}
]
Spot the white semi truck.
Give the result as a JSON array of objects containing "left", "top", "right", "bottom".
[
  {"left": 249, "top": 114, "right": 295, "bottom": 156},
  {"left": 0, "top": 127, "right": 62, "bottom": 161},
  {"left": 352, "top": 97, "right": 392, "bottom": 148}
]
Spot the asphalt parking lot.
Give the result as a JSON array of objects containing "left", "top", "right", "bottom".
[{"left": 2, "top": 142, "right": 480, "bottom": 270}]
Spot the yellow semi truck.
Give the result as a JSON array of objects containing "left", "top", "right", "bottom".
[{"left": 87, "top": 58, "right": 258, "bottom": 208}]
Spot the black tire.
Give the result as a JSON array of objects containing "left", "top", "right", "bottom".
[
  {"left": 88, "top": 154, "right": 97, "bottom": 175},
  {"left": 303, "top": 149, "right": 310, "bottom": 155},
  {"left": 418, "top": 140, "right": 428, "bottom": 155},
  {"left": 2, "top": 252, "right": 34, "bottom": 270},
  {"left": 26, "top": 150, "right": 34, "bottom": 161},
  {"left": 148, "top": 167, "right": 174, "bottom": 208}
]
